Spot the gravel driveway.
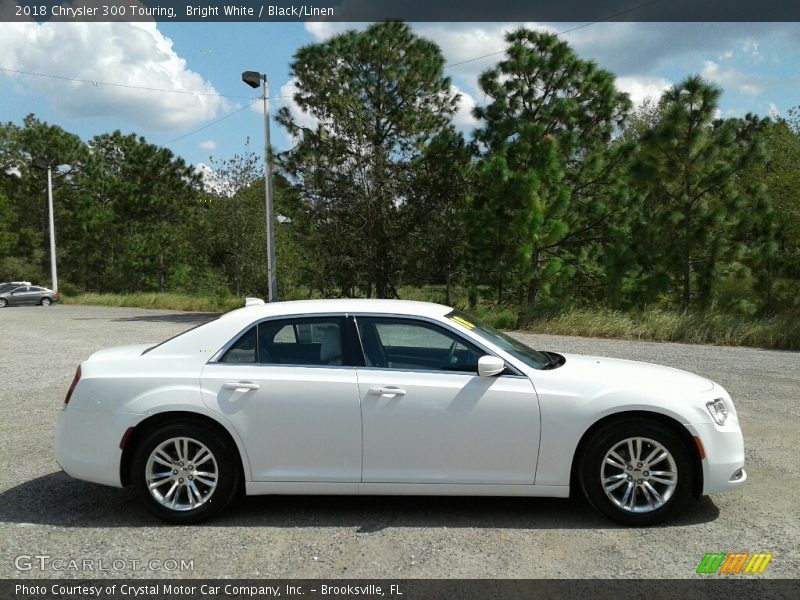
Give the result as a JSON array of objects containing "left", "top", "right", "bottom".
[{"left": 0, "top": 305, "right": 797, "bottom": 579}]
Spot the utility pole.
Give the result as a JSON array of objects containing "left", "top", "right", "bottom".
[
  {"left": 242, "top": 70, "right": 278, "bottom": 302},
  {"left": 32, "top": 158, "right": 58, "bottom": 292}
]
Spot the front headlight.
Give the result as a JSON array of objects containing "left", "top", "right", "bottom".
[{"left": 706, "top": 398, "right": 728, "bottom": 426}]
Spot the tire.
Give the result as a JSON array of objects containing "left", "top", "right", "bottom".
[
  {"left": 0, "top": 298, "right": 6, "bottom": 308},
  {"left": 40, "top": 297, "right": 52, "bottom": 306},
  {"left": 579, "top": 419, "right": 693, "bottom": 526},
  {"left": 131, "top": 422, "right": 241, "bottom": 524}
]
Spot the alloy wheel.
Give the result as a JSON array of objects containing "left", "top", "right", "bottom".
[
  {"left": 145, "top": 437, "right": 219, "bottom": 511},
  {"left": 601, "top": 436, "right": 678, "bottom": 513}
]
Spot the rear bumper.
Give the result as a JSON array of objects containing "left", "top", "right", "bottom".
[
  {"left": 694, "top": 421, "right": 747, "bottom": 495},
  {"left": 55, "top": 408, "right": 141, "bottom": 488}
]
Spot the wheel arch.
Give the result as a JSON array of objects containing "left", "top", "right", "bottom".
[
  {"left": 120, "top": 411, "right": 247, "bottom": 488},
  {"left": 569, "top": 410, "right": 704, "bottom": 498}
]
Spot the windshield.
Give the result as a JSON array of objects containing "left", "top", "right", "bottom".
[{"left": 445, "top": 310, "right": 550, "bottom": 370}]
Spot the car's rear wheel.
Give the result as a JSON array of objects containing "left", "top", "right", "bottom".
[
  {"left": 131, "top": 422, "right": 240, "bottom": 524},
  {"left": 579, "top": 419, "right": 693, "bottom": 526},
  {"left": 40, "top": 297, "right": 52, "bottom": 306},
  {"left": 0, "top": 298, "right": 6, "bottom": 308}
]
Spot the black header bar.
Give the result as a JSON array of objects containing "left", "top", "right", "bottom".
[{"left": 3, "top": 0, "right": 800, "bottom": 23}]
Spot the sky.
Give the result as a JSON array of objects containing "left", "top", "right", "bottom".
[{"left": 1, "top": 20, "right": 798, "bottom": 169}]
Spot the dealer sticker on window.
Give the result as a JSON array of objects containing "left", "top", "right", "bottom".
[{"left": 450, "top": 315, "right": 476, "bottom": 329}]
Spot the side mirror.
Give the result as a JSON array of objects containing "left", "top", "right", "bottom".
[{"left": 478, "top": 355, "right": 505, "bottom": 377}]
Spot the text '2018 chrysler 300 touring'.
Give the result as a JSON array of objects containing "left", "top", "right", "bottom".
[{"left": 55, "top": 299, "right": 746, "bottom": 525}]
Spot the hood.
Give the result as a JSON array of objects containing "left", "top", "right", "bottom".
[
  {"left": 87, "top": 344, "right": 154, "bottom": 361},
  {"left": 552, "top": 353, "right": 714, "bottom": 394}
]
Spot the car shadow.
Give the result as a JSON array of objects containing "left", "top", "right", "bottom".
[
  {"left": 109, "top": 313, "right": 219, "bottom": 324},
  {"left": 0, "top": 472, "right": 720, "bottom": 531}
]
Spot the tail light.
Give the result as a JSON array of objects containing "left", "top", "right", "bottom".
[{"left": 64, "top": 365, "right": 81, "bottom": 406}]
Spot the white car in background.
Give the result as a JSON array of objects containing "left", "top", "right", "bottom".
[{"left": 55, "top": 299, "right": 746, "bottom": 525}]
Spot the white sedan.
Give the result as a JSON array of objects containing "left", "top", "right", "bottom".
[{"left": 55, "top": 299, "right": 746, "bottom": 525}]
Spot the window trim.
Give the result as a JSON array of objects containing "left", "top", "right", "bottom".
[
  {"left": 352, "top": 314, "right": 525, "bottom": 378},
  {"left": 208, "top": 311, "right": 524, "bottom": 377},
  {"left": 209, "top": 313, "right": 364, "bottom": 368}
]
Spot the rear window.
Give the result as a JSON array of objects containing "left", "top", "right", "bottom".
[{"left": 141, "top": 316, "right": 220, "bottom": 354}]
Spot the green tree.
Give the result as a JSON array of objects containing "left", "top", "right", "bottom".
[
  {"left": 403, "top": 127, "right": 472, "bottom": 304},
  {"left": 471, "top": 27, "right": 633, "bottom": 305},
  {"left": 72, "top": 131, "right": 203, "bottom": 292},
  {"left": 203, "top": 152, "right": 304, "bottom": 298},
  {"left": 0, "top": 115, "right": 87, "bottom": 286},
  {"left": 277, "top": 20, "right": 458, "bottom": 298},
  {"left": 738, "top": 110, "right": 800, "bottom": 312},
  {"left": 631, "top": 76, "right": 767, "bottom": 312}
]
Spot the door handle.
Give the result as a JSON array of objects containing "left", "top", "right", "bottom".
[
  {"left": 223, "top": 381, "right": 260, "bottom": 391},
  {"left": 368, "top": 386, "right": 406, "bottom": 397}
]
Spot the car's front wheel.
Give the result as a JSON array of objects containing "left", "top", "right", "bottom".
[
  {"left": 579, "top": 419, "right": 693, "bottom": 526},
  {"left": 0, "top": 298, "right": 6, "bottom": 308},
  {"left": 131, "top": 422, "right": 240, "bottom": 524}
]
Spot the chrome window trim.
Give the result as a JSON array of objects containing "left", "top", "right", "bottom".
[
  {"left": 208, "top": 311, "right": 526, "bottom": 378},
  {"left": 352, "top": 314, "right": 526, "bottom": 378},
  {"left": 207, "top": 312, "right": 354, "bottom": 365}
]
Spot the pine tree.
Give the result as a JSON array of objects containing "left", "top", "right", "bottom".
[
  {"left": 472, "top": 28, "right": 632, "bottom": 305},
  {"left": 631, "top": 76, "right": 767, "bottom": 312},
  {"left": 276, "top": 21, "right": 457, "bottom": 298}
]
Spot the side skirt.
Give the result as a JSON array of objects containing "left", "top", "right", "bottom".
[{"left": 245, "top": 481, "right": 570, "bottom": 498}]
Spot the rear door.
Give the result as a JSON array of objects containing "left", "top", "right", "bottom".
[{"left": 200, "top": 315, "right": 364, "bottom": 482}]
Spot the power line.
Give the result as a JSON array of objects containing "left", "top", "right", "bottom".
[
  {"left": 444, "top": 0, "right": 664, "bottom": 69},
  {"left": 162, "top": 99, "right": 263, "bottom": 145},
  {"left": 0, "top": 66, "right": 257, "bottom": 100},
  {"left": 3, "top": 1, "right": 664, "bottom": 146},
  {"left": 163, "top": 94, "right": 295, "bottom": 145}
]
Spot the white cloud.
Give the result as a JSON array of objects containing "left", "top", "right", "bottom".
[
  {"left": 195, "top": 162, "right": 230, "bottom": 196},
  {"left": 304, "top": 21, "right": 357, "bottom": 41},
  {"left": 451, "top": 85, "right": 478, "bottom": 130},
  {"left": 768, "top": 102, "right": 780, "bottom": 117},
  {"left": 0, "top": 21, "right": 226, "bottom": 131},
  {"left": 277, "top": 78, "right": 319, "bottom": 136},
  {"left": 199, "top": 140, "right": 216, "bottom": 150},
  {"left": 615, "top": 76, "right": 671, "bottom": 108},
  {"left": 701, "top": 60, "right": 761, "bottom": 96},
  {"left": 741, "top": 39, "right": 763, "bottom": 62}
]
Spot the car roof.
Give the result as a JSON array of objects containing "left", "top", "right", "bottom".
[{"left": 223, "top": 298, "right": 453, "bottom": 321}]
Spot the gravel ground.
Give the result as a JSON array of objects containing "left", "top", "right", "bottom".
[{"left": 0, "top": 304, "right": 797, "bottom": 579}]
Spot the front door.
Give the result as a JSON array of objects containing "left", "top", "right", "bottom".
[{"left": 355, "top": 317, "right": 540, "bottom": 485}]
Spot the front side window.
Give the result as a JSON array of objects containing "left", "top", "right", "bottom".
[
  {"left": 446, "top": 310, "right": 550, "bottom": 370},
  {"left": 357, "top": 317, "right": 482, "bottom": 373},
  {"left": 220, "top": 317, "right": 354, "bottom": 366}
]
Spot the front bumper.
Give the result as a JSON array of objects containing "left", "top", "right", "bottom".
[{"left": 693, "top": 421, "right": 747, "bottom": 495}]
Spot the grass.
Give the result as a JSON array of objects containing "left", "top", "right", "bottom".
[
  {"left": 62, "top": 292, "right": 800, "bottom": 350},
  {"left": 523, "top": 307, "right": 800, "bottom": 351},
  {"left": 62, "top": 292, "right": 244, "bottom": 313}
]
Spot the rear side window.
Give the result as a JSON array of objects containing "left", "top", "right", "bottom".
[
  {"left": 219, "top": 317, "right": 360, "bottom": 367},
  {"left": 220, "top": 326, "right": 257, "bottom": 363}
]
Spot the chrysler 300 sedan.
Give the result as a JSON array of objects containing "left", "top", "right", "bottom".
[{"left": 55, "top": 299, "right": 746, "bottom": 525}]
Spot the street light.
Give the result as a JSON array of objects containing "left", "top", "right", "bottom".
[
  {"left": 31, "top": 158, "right": 58, "bottom": 293},
  {"left": 242, "top": 70, "right": 278, "bottom": 302}
]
